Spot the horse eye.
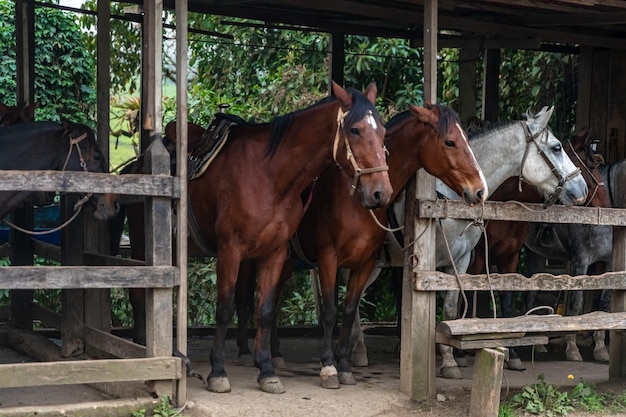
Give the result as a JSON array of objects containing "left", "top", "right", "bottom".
[
  {"left": 445, "top": 139, "right": 456, "bottom": 147},
  {"left": 552, "top": 144, "right": 562, "bottom": 153},
  {"left": 350, "top": 127, "right": 359, "bottom": 135}
]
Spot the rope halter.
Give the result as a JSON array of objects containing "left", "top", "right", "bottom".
[
  {"left": 332, "top": 108, "right": 389, "bottom": 196},
  {"left": 518, "top": 121, "right": 581, "bottom": 207}
]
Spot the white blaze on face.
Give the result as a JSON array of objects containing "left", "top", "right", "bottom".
[
  {"left": 454, "top": 122, "right": 488, "bottom": 198},
  {"left": 367, "top": 112, "right": 378, "bottom": 129}
]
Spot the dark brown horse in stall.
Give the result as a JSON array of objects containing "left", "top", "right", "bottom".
[
  {"left": 0, "top": 120, "right": 120, "bottom": 221},
  {"left": 236, "top": 103, "right": 488, "bottom": 388},
  {"left": 464, "top": 128, "right": 609, "bottom": 370},
  {"left": 120, "top": 82, "right": 394, "bottom": 394}
]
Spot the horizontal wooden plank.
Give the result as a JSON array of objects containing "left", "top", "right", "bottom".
[
  {"left": 436, "top": 311, "right": 626, "bottom": 336},
  {"left": 417, "top": 199, "right": 626, "bottom": 226},
  {"left": 414, "top": 270, "right": 626, "bottom": 291},
  {"left": 0, "top": 266, "right": 178, "bottom": 289},
  {"left": 0, "top": 171, "right": 180, "bottom": 198},
  {"left": 0, "top": 357, "right": 182, "bottom": 388},
  {"left": 436, "top": 333, "right": 548, "bottom": 350}
]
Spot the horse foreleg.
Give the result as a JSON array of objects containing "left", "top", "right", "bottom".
[
  {"left": 335, "top": 261, "right": 377, "bottom": 386},
  {"left": 253, "top": 252, "right": 286, "bottom": 394},
  {"left": 235, "top": 261, "right": 255, "bottom": 366},
  {"left": 317, "top": 252, "right": 340, "bottom": 389},
  {"left": 270, "top": 259, "right": 296, "bottom": 370},
  {"left": 439, "top": 289, "right": 463, "bottom": 379},
  {"left": 128, "top": 288, "right": 146, "bottom": 345},
  {"left": 344, "top": 266, "right": 381, "bottom": 367},
  {"left": 207, "top": 252, "right": 240, "bottom": 393},
  {"left": 564, "top": 290, "right": 584, "bottom": 361}
]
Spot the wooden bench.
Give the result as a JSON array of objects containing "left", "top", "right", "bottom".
[{"left": 436, "top": 311, "right": 626, "bottom": 417}]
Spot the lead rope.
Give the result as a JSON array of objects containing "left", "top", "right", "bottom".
[{"left": 1, "top": 132, "right": 92, "bottom": 236}]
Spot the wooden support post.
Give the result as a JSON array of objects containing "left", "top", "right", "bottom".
[
  {"left": 60, "top": 195, "right": 85, "bottom": 358},
  {"left": 329, "top": 32, "right": 345, "bottom": 92},
  {"left": 610, "top": 226, "right": 626, "bottom": 379},
  {"left": 400, "top": 0, "right": 437, "bottom": 401},
  {"left": 144, "top": 140, "right": 173, "bottom": 398},
  {"left": 457, "top": 48, "right": 478, "bottom": 126},
  {"left": 469, "top": 347, "right": 507, "bottom": 417},
  {"left": 482, "top": 48, "right": 500, "bottom": 123},
  {"left": 175, "top": 0, "right": 188, "bottom": 405}
]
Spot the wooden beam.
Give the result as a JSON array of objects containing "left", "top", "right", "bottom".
[
  {"left": 0, "top": 266, "right": 178, "bottom": 289},
  {"left": 414, "top": 270, "right": 626, "bottom": 291},
  {"left": 0, "top": 171, "right": 180, "bottom": 197},
  {"left": 0, "top": 357, "right": 182, "bottom": 388},
  {"left": 417, "top": 199, "right": 626, "bottom": 226}
]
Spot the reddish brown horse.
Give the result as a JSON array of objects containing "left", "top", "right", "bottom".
[
  {"left": 464, "top": 128, "right": 609, "bottom": 370},
  {"left": 236, "top": 104, "right": 488, "bottom": 389},
  {"left": 119, "top": 82, "right": 394, "bottom": 394}
]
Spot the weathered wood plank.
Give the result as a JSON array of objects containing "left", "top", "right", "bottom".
[
  {"left": 0, "top": 357, "right": 182, "bottom": 388},
  {"left": 437, "top": 312, "right": 626, "bottom": 336},
  {"left": 414, "top": 270, "right": 626, "bottom": 291},
  {"left": 469, "top": 348, "right": 505, "bottom": 417},
  {"left": 417, "top": 199, "right": 626, "bottom": 226},
  {"left": 0, "top": 266, "right": 178, "bottom": 289},
  {"left": 83, "top": 252, "right": 146, "bottom": 266},
  {"left": 0, "top": 171, "right": 179, "bottom": 197},
  {"left": 436, "top": 333, "right": 548, "bottom": 350}
]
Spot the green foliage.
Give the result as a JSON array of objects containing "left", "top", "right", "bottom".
[
  {"left": 184, "top": 258, "right": 218, "bottom": 327},
  {"left": 276, "top": 271, "right": 318, "bottom": 326},
  {"left": 131, "top": 395, "right": 190, "bottom": 417},
  {"left": 0, "top": 0, "right": 96, "bottom": 125},
  {"left": 497, "top": 403, "right": 517, "bottom": 417},
  {"left": 510, "top": 374, "right": 574, "bottom": 416}
]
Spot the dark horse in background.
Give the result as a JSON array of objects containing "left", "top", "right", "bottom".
[
  {"left": 523, "top": 142, "right": 622, "bottom": 363},
  {"left": 0, "top": 101, "right": 37, "bottom": 127},
  {"left": 466, "top": 128, "right": 609, "bottom": 370},
  {"left": 115, "top": 82, "right": 394, "bottom": 394},
  {"left": 0, "top": 119, "right": 119, "bottom": 221},
  {"left": 235, "top": 103, "right": 488, "bottom": 389}
]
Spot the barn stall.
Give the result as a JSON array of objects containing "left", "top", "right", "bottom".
[{"left": 1, "top": 0, "right": 626, "bottom": 414}]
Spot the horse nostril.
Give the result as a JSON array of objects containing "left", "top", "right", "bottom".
[{"left": 477, "top": 189, "right": 484, "bottom": 202}]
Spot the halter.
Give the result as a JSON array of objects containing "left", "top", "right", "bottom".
[
  {"left": 332, "top": 108, "right": 389, "bottom": 196},
  {"left": 518, "top": 121, "right": 581, "bottom": 207},
  {"left": 565, "top": 140, "right": 604, "bottom": 207}
]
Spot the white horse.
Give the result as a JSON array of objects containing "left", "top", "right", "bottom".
[{"left": 344, "top": 107, "right": 589, "bottom": 378}]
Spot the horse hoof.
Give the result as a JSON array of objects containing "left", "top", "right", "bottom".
[
  {"left": 320, "top": 365, "right": 340, "bottom": 389},
  {"left": 238, "top": 354, "right": 254, "bottom": 367},
  {"left": 593, "top": 347, "right": 609, "bottom": 362},
  {"left": 272, "top": 356, "right": 286, "bottom": 369},
  {"left": 351, "top": 351, "right": 369, "bottom": 367},
  {"left": 259, "top": 376, "right": 285, "bottom": 394},
  {"left": 535, "top": 344, "right": 548, "bottom": 354},
  {"left": 440, "top": 366, "right": 463, "bottom": 380},
  {"left": 338, "top": 372, "right": 356, "bottom": 385},
  {"left": 455, "top": 357, "right": 468, "bottom": 368},
  {"left": 505, "top": 358, "right": 526, "bottom": 371},
  {"left": 207, "top": 376, "right": 231, "bottom": 393},
  {"left": 565, "top": 350, "right": 583, "bottom": 362}
]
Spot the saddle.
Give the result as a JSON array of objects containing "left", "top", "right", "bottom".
[
  {"left": 535, "top": 223, "right": 557, "bottom": 248},
  {"left": 188, "top": 113, "right": 245, "bottom": 180}
]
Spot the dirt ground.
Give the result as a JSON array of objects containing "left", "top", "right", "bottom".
[{"left": 0, "top": 330, "right": 625, "bottom": 417}]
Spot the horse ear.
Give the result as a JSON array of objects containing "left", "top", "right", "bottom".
[
  {"left": 164, "top": 121, "right": 177, "bottom": 142},
  {"left": 331, "top": 81, "right": 352, "bottom": 109},
  {"left": 0, "top": 101, "right": 8, "bottom": 113},
  {"left": 24, "top": 102, "right": 37, "bottom": 120},
  {"left": 533, "top": 105, "right": 554, "bottom": 130},
  {"left": 409, "top": 104, "right": 437, "bottom": 126},
  {"left": 363, "top": 82, "right": 377, "bottom": 105}
]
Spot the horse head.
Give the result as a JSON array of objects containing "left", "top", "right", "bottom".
[
  {"left": 409, "top": 103, "right": 487, "bottom": 205},
  {"left": 520, "top": 106, "right": 588, "bottom": 207},
  {"left": 60, "top": 119, "right": 120, "bottom": 220},
  {"left": 331, "top": 81, "right": 392, "bottom": 209}
]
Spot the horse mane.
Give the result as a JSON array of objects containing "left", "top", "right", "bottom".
[
  {"left": 385, "top": 110, "right": 411, "bottom": 129},
  {"left": 265, "top": 89, "right": 381, "bottom": 159},
  {"left": 424, "top": 103, "right": 460, "bottom": 137},
  {"left": 468, "top": 120, "right": 518, "bottom": 141}
]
